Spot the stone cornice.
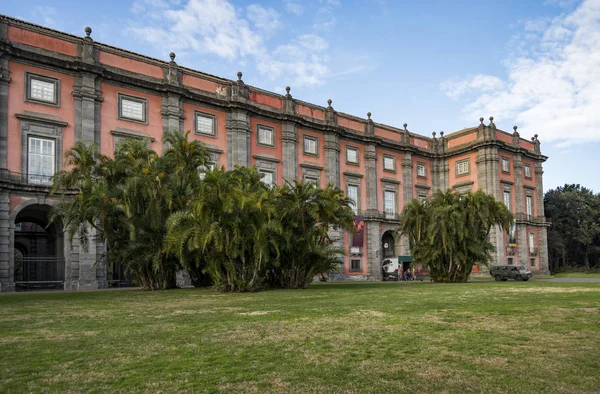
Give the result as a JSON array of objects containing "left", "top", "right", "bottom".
[{"left": 15, "top": 111, "right": 68, "bottom": 127}]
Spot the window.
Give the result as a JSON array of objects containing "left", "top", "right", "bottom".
[
  {"left": 350, "top": 259, "right": 361, "bottom": 272},
  {"left": 257, "top": 125, "right": 274, "bottom": 146},
  {"left": 417, "top": 163, "right": 426, "bottom": 178},
  {"left": 503, "top": 191, "right": 511, "bottom": 210},
  {"left": 260, "top": 170, "right": 274, "bottom": 186},
  {"left": 347, "top": 185, "right": 358, "bottom": 214},
  {"left": 350, "top": 247, "right": 360, "bottom": 254},
  {"left": 502, "top": 157, "right": 510, "bottom": 173},
  {"left": 346, "top": 147, "right": 358, "bottom": 164},
  {"left": 118, "top": 94, "right": 147, "bottom": 123},
  {"left": 114, "top": 134, "right": 151, "bottom": 154},
  {"left": 195, "top": 112, "right": 216, "bottom": 136},
  {"left": 384, "top": 191, "right": 396, "bottom": 218},
  {"left": 524, "top": 164, "right": 532, "bottom": 179},
  {"left": 26, "top": 73, "right": 59, "bottom": 105},
  {"left": 305, "top": 176, "right": 318, "bottom": 185},
  {"left": 418, "top": 194, "right": 428, "bottom": 203},
  {"left": 28, "top": 137, "right": 55, "bottom": 184},
  {"left": 303, "top": 136, "right": 318, "bottom": 155},
  {"left": 529, "top": 232, "right": 535, "bottom": 253},
  {"left": 383, "top": 155, "right": 395, "bottom": 171},
  {"left": 530, "top": 258, "right": 536, "bottom": 268},
  {"left": 199, "top": 163, "right": 215, "bottom": 180},
  {"left": 526, "top": 196, "right": 533, "bottom": 217},
  {"left": 507, "top": 257, "right": 514, "bottom": 265},
  {"left": 456, "top": 159, "right": 469, "bottom": 176}
]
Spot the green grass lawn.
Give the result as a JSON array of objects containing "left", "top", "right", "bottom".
[
  {"left": 552, "top": 272, "right": 600, "bottom": 278},
  {"left": 1, "top": 282, "right": 599, "bottom": 393}
]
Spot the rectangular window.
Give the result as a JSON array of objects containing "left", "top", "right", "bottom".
[
  {"left": 503, "top": 191, "right": 511, "bottom": 210},
  {"left": 347, "top": 185, "right": 358, "bottom": 214},
  {"left": 384, "top": 191, "right": 396, "bottom": 218},
  {"left": 456, "top": 159, "right": 469, "bottom": 176},
  {"left": 524, "top": 164, "right": 532, "bottom": 179},
  {"left": 350, "top": 259, "right": 361, "bottom": 272},
  {"left": 26, "top": 73, "right": 59, "bottom": 105},
  {"left": 28, "top": 137, "right": 55, "bottom": 184},
  {"left": 346, "top": 147, "right": 358, "bottom": 164},
  {"left": 303, "top": 136, "right": 318, "bottom": 155},
  {"left": 529, "top": 232, "right": 535, "bottom": 253},
  {"left": 526, "top": 196, "right": 533, "bottom": 217},
  {"left": 199, "top": 163, "right": 215, "bottom": 180},
  {"left": 383, "top": 155, "right": 395, "bottom": 171},
  {"left": 418, "top": 194, "right": 427, "bottom": 202},
  {"left": 118, "top": 94, "right": 147, "bottom": 123},
  {"left": 260, "top": 170, "right": 274, "bottom": 186},
  {"left": 195, "top": 112, "right": 216, "bottom": 136},
  {"left": 530, "top": 258, "right": 536, "bottom": 268},
  {"left": 257, "top": 125, "right": 274, "bottom": 146},
  {"left": 350, "top": 247, "right": 360, "bottom": 255},
  {"left": 305, "top": 176, "right": 318, "bottom": 185},
  {"left": 417, "top": 163, "right": 426, "bottom": 178},
  {"left": 502, "top": 157, "right": 510, "bottom": 173},
  {"left": 507, "top": 257, "right": 514, "bottom": 265}
]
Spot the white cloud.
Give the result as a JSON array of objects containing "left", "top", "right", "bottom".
[
  {"left": 126, "top": 0, "right": 369, "bottom": 88},
  {"left": 441, "top": 75, "right": 505, "bottom": 100},
  {"left": 246, "top": 4, "right": 281, "bottom": 35},
  {"left": 441, "top": 0, "right": 600, "bottom": 146},
  {"left": 283, "top": 0, "right": 303, "bottom": 15}
]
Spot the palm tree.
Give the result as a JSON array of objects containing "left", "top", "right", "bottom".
[{"left": 400, "top": 189, "right": 512, "bottom": 282}]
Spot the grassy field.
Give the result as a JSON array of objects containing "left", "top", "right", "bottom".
[{"left": 1, "top": 282, "right": 599, "bottom": 393}]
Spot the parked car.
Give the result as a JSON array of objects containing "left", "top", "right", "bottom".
[{"left": 490, "top": 265, "right": 532, "bottom": 281}]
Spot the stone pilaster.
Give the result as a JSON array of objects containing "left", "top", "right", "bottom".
[
  {"left": 73, "top": 73, "right": 101, "bottom": 145},
  {"left": 535, "top": 162, "right": 549, "bottom": 273},
  {"left": 324, "top": 133, "right": 340, "bottom": 187},
  {"left": 226, "top": 109, "right": 251, "bottom": 168},
  {"left": 161, "top": 93, "right": 183, "bottom": 135},
  {"left": 0, "top": 49, "right": 10, "bottom": 169},
  {"left": 366, "top": 219, "right": 381, "bottom": 280},
  {"left": 64, "top": 230, "right": 80, "bottom": 290},
  {"left": 513, "top": 155, "right": 527, "bottom": 265},
  {"left": 365, "top": 144, "right": 378, "bottom": 214},
  {"left": 0, "top": 193, "right": 10, "bottom": 291},
  {"left": 281, "top": 121, "right": 298, "bottom": 183},
  {"left": 401, "top": 154, "right": 413, "bottom": 206},
  {"left": 77, "top": 224, "right": 98, "bottom": 290},
  {"left": 538, "top": 226, "right": 550, "bottom": 274}
]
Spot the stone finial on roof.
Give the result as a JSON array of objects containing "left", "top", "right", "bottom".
[
  {"left": 367, "top": 112, "right": 371, "bottom": 120},
  {"left": 169, "top": 52, "right": 176, "bottom": 62},
  {"left": 513, "top": 125, "right": 518, "bottom": 134},
  {"left": 403, "top": 123, "right": 408, "bottom": 131},
  {"left": 85, "top": 26, "right": 92, "bottom": 38},
  {"left": 534, "top": 133, "right": 539, "bottom": 140},
  {"left": 285, "top": 86, "right": 291, "bottom": 98},
  {"left": 440, "top": 131, "right": 444, "bottom": 137},
  {"left": 327, "top": 99, "right": 333, "bottom": 109},
  {"left": 237, "top": 71, "right": 244, "bottom": 84},
  {"left": 489, "top": 116, "right": 495, "bottom": 128},
  {"left": 432, "top": 131, "right": 436, "bottom": 137},
  {"left": 480, "top": 117, "right": 484, "bottom": 125}
]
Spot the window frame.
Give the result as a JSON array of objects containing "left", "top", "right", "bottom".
[
  {"left": 526, "top": 195, "right": 533, "bottom": 217},
  {"left": 383, "top": 155, "right": 395, "bottom": 172},
  {"left": 259, "top": 169, "right": 274, "bottom": 186},
  {"left": 384, "top": 190, "right": 396, "bottom": 218},
  {"left": 347, "top": 184, "right": 359, "bottom": 214},
  {"left": 528, "top": 232, "right": 535, "bottom": 253},
  {"left": 501, "top": 157, "right": 510, "bottom": 174},
  {"left": 350, "top": 258, "right": 362, "bottom": 272},
  {"left": 346, "top": 146, "right": 359, "bottom": 165},
  {"left": 524, "top": 164, "right": 532, "bottom": 179},
  {"left": 27, "top": 136, "right": 56, "bottom": 184},
  {"left": 257, "top": 124, "right": 275, "bottom": 147},
  {"left": 455, "top": 159, "right": 470, "bottom": 177},
  {"left": 503, "top": 190, "right": 511, "bottom": 210},
  {"left": 194, "top": 111, "right": 217, "bottom": 136},
  {"left": 416, "top": 162, "right": 427, "bottom": 178},
  {"left": 303, "top": 135, "right": 319, "bottom": 156},
  {"left": 25, "top": 72, "right": 60, "bottom": 107},
  {"left": 117, "top": 93, "right": 148, "bottom": 124}
]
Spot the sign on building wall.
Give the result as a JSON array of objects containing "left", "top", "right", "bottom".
[
  {"left": 508, "top": 219, "right": 517, "bottom": 247},
  {"left": 352, "top": 216, "right": 364, "bottom": 247}
]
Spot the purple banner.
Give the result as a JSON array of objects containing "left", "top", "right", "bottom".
[
  {"left": 508, "top": 219, "right": 517, "bottom": 247},
  {"left": 352, "top": 215, "right": 365, "bottom": 247}
]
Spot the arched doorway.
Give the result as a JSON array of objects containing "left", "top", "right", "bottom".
[
  {"left": 381, "top": 230, "right": 399, "bottom": 280},
  {"left": 13, "top": 204, "right": 64, "bottom": 291}
]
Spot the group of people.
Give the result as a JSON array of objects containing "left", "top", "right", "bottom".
[{"left": 398, "top": 266, "right": 416, "bottom": 281}]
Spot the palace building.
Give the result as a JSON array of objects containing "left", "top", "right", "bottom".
[{"left": 0, "top": 15, "right": 549, "bottom": 291}]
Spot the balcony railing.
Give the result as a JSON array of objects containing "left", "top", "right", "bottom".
[{"left": 0, "top": 169, "right": 53, "bottom": 186}]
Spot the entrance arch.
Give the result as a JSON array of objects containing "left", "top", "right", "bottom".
[{"left": 11, "top": 202, "right": 64, "bottom": 291}]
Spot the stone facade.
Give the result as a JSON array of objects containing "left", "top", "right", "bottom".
[{"left": 0, "top": 15, "right": 550, "bottom": 291}]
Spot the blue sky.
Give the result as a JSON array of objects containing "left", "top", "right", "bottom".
[{"left": 2, "top": 0, "right": 599, "bottom": 192}]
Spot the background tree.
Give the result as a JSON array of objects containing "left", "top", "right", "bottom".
[
  {"left": 400, "top": 190, "right": 512, "bottom": 282},
  {"left": 545, "top": 184, "right": 600, "bottom": 272}
]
